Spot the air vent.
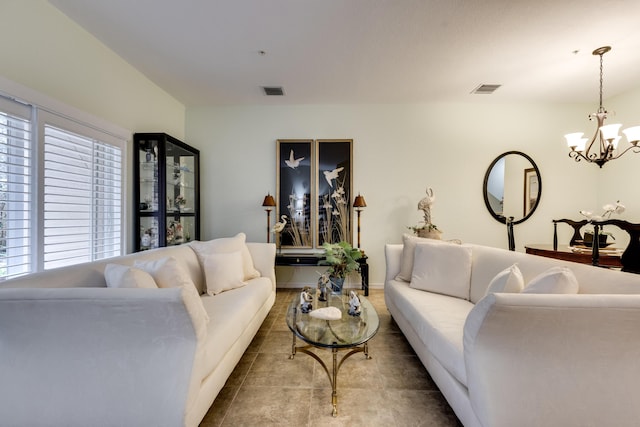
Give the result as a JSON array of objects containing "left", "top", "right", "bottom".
[
  {"left": 262, "top": 86, "right": 284, "bottom": 96},
  {"left": 471, "top": 84, "right": 501, "bottom": 94}
]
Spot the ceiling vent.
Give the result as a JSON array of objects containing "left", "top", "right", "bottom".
[
  {"left": 262, "top": 86, "right": 284, "bottom": 96},
  {"left": 471, "top": 84, "right": 501, "bottom": 94}
]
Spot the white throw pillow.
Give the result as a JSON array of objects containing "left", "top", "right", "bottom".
[
  {"left": 484, "top": 264, "right": 524, "bottom": 296},
  {"left": 190, "top": 233, "right": 260, "bottom": 281},
  {"left": 134, "top": 257, "right": 209, "bottom": 339},
  {"left": 409, "top": 240, "right": 473, "bottom": 299},
  {"left": 134, "top": 256, "right": 195, "bottom": 289},
  {"left": 521, "top": 266, "right": 579, "bottom": 294},
  {"left": 396, "top": 233, "right": 450, "bottom": 282},
  {"left": 104, "top": 264, "right": 158, "bottom": 289},
  {"left": 202, "top": 251, "right": 247, "bottom": 295}
]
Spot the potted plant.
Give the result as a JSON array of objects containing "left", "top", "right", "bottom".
[
  {"left": 319, "top": 241, "right": 363, "bottom": 294},
  {"left": 582, "top": 227, "right": 615, "bottom": 248},
  {"left": 408, "top": 223, "right": 442, "bottom": 239},
  {"left": 579, "top": 200, "right": 625, "bottom": 247}
]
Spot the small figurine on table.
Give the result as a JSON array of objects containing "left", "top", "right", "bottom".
[
  {"left": 317, "top": 272, "right": 330, "bottom": 301},
  {"left": 348, "top": 290, "right": 361, "bottom": 316},
  {"left": 300, "top": 286, "right": 313, "bottom": 313}
]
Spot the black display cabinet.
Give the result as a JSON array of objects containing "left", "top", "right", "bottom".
[{"left": 133, "top": 133, "right": 200, "bottom": 251}]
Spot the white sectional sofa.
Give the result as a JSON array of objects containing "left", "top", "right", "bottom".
[
  {"left": 0, "top": 234, "right": 275, "bottom": 427},
  {"left": 385, "top": 235, "right": 640, "bottom": 427}
]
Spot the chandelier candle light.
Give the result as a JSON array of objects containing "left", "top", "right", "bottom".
[{"left": 565, "top": 46, "right": 640, "bottom": 168}]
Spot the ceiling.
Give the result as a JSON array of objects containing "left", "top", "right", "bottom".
[{"left": 49, "top": 0, "right": 640, "bottom": 107}]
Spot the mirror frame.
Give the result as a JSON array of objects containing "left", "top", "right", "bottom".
[{"left": 482, "top": 150, "right": 542, "bottom": 225}]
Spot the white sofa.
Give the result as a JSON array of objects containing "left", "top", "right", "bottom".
[
  {"left": 0, "top": 238, "right": 276, "bottom": 427},
  {"left": 385, "top": 237, "right": 640, "bottom": 427}
]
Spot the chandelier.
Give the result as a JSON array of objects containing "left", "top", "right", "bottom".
[{"left": 565, "top": 46, "right": 640, "bottom": 168}]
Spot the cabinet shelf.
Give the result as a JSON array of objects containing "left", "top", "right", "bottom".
[{"left": 134, "top": 133, "right": 200, "bottom": 252}]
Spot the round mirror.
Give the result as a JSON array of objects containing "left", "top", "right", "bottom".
[{"left": 483, "top": 151, "right": 541, "bottom": 225}]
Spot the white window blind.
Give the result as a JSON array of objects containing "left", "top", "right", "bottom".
[
  {"left": 43, "top": 125, "right": 122, "bottom": 270},
  {"left": 0, "top": 92, "right": 125, "bottom": 281},
  {"left": 0, "top": 99, "right": 32, "bottom": 280}
]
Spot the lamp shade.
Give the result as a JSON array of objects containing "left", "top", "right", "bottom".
[
  {"left": 262, "top": 194, "right": 276, "bottom": 207},
  {"left": 623, "top": 126, "right": 640, "bottom": 144},
  {"left": 600, "top": 123, "right": 622, "bottom": 141},
  {"left": 565, "top": 132, "right": 584, "bottom": 149},
  {"left": 353, "top": 194, "right": 367, "bottom": 208}
]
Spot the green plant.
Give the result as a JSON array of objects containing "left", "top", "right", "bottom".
[
  {"left": 407, "top": 223, "right": 439, "bottom": 234},
  {"left": 319, "top": 241, "right": 363, "bottom": 278}
]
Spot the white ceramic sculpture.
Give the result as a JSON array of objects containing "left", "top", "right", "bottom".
[
  {"left": 348, "top": 290, "right": 361, "bottom": 316},
  {"left": 299, "top": 287, "right": 313, "bottom": 313},
  {"left": 309, "top": 306, "right": 342, "bottom": 320}
]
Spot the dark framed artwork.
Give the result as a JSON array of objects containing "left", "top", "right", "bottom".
[
  {"left": 316, "top": 139, "right": 353, "bottom": 247},
  {"left": 276, "top": 139, "right": 314, "bottom": 248},
  {"left": 523, "top": 167, "right": 539, "bottom": 217}
]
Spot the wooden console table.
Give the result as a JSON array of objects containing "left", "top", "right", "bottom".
[
  {"left": 525, "top": 244, "right": 622, "bottom": 269},
  {"left": 275, "top": 253, "right": 369, "bottom": 296}
]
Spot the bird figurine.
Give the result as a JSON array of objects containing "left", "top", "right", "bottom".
[
  {"left": 348, "top": 291, "right": 361, "bottom": 316},
  {"left": 323, "top": 167, "right": 344, "bottom": 187},
  {"left": 418, "top": 187, "right": 435, "bottom": 225},
  {"left": 285, "top": 149, "right": 304, "bottom": 169},
  {"left": 272, "top": 215, "right": 287, "bottom": 233}
]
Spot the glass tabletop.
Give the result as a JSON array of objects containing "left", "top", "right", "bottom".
[{"left": 286, "top": 290, "right": 379, "bottom": 349}]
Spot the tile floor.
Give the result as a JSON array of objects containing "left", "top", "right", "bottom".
[{"left": 199, "top": 289, "right": 462, "bottom": 427}]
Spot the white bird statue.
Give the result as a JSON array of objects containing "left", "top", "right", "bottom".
[
  {"left": 285, "top": 150, "right": 304, "bottom": 169},
  {"left": 418, "top": 187, "right": 435, "bottom": 225},
  {"left": 323, "top": 167, "right": 344, "bottom": 187},
  {"left": 272, "top": 215, "right": 287, "bottom": 233}
]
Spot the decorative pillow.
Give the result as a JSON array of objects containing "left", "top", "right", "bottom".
[
  {"left": 409, "top": 240, "right": 473, "bottom": 299},
  {"left": 396, "top": 233, "right": 449, "bottom": 282},
  {"left": 134, "top": 257, "right": 210, "bottom": 339},
  {"left": 134, "top": 256, "right": 196, "bottom": 290},
  {"left": 202, "top": 251, "right": 246, "bottom": 295},
  {"left": 104, "top": 264, "right": 158, "bottom": 289},
  {"left": 484, "top": 264, "right": 524, "bottom": 296},
  {"left": 190, "top": 233, "right": 260, "bottom": 281},
  {"left": 521, "top": 266, "right": 579, "bottom": 294}
]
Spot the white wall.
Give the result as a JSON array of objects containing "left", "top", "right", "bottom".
[
  {"left": 187, "top": 102, "right": 602, "bottom": 286},
  {"left": 0, "top": 1, "right": 186, "bottom": 252}
]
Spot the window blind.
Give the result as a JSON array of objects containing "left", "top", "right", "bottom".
[
  {"left": 43, "top": 125, "right": 122, "bottom": 270},
  {"left": 0, "top": 100, "right": 32, "bottom": 280}
]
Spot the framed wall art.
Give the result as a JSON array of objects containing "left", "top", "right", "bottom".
[
  {"left": 316, "top": 139, "right": 353, "bottom": 247},
  {"left": 276, "top": 139, "right": 314, "bottom": 248},
  {"left": 523, "top": 167, "right": 539, "bottom": 217}
]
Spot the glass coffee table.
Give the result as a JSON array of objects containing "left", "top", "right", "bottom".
[{"left": 286, "top": 290, "right": 379, "bottom": 416}]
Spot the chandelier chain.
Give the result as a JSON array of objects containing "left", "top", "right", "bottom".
[{"left": 599, "top": 51, "right": 604, "bottom": 111}]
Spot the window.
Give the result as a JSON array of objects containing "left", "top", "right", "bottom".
[
  {"left": 0, "top": 95, "right": 125, "bottom": 280},
  {"left": 0, "top": 98, "right": 32, "bottom": 280},
  {"left": 43, "top": 125, "right": 122, "bottom": 270}
]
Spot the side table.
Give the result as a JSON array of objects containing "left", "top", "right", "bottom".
[{"left": 275, "top": 253, "right": 369, "bottom": 296}]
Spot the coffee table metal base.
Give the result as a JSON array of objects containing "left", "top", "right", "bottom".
[{"left": 289, "top": 334, "right": 371, "bottom": 417}]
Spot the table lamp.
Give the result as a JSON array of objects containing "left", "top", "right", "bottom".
[
  {"left": 262, "top": 193, "right": 276, "bottom": 243},
  {"left": 353, "top": 193, "right": 367, "bottom": 249}
]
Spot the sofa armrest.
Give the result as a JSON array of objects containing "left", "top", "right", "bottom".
[
  {"left": 0, "top": 287, "right": 196, "bottom": 426},
  {"left": 385, "top": 244, "right": 403, "bottom": 283},
  {"left": 246, "top": 242, "right": 276, "bottom": 289},
  {"left": 464, "top": 293, "right": 640, "bottom": 427}
]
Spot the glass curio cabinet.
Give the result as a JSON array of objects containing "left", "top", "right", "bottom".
[{"left": 133, "top": 133, "right": 200, "bottom": 251}]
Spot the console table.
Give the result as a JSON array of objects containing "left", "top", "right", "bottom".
[
  {"left": 275, "top": 253, "right": 370, "bottom": 296},
  {"left": 525, "top": 244, "right": 622, "bottom": 269}
]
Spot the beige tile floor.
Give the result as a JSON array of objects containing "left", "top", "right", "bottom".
[{"left": 199, "top": 289, "right": 462, "bottom": 427}]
